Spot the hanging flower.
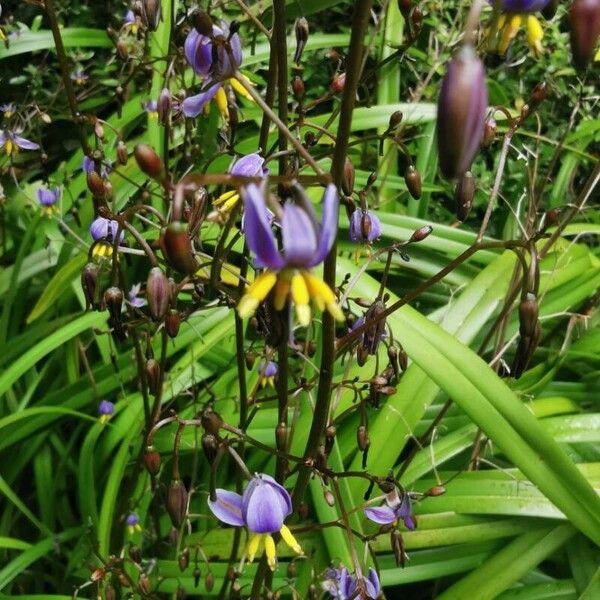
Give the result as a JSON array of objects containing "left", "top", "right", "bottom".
[
  {"left": 122, "top": 10, "right": 140, "bottom": 34},
  {"left": 37, "top": 186, "right": 61, "bottom": 214},
  {"left": 70, "top": 69, "right": 89, "bottom": 86},
  {"left": 258, "top": 360, "right": 278, "bottom": 388},
  {"left": 0, "top": 130, "right": 39, "bottom": 155},
  {"left": 98, "top": 400, "right": 115, "bottom": 424},
  {"left": 349, "top": 208, "right": 381, "bottom": 261},
  {"left": 213, "top": 153, "right": 269, "bottom": 214},
  {"left": 322, "top": 567, "right": 381, "bottom": 599},
  {"left": 182, "top": 23, "right": 253, "bottom": 120},
  {"left": 208, "top": 473, "right": 302, "bottom": 571},
  {"left": 90, "top": 217, "right": 124, "bottom": 260},
  {"left": 127, "top": 283, "right": 146, "bottom": 308},
  {"left": 126, "top": 513, "right": 142, "bottom": 534},
  {"left": 143, "top": 99, "right": 159, "bottom": 118},
  {"left": 364, "top": 487, "right": 416, "bottom": 531},
  {"left": 0, "top": 103, "right": 16, "bottom": 118},
  {"left": 82, "top": 156, "right": 110, "bottom": 177},
  {"left": 238, "top": 183, "right": 343, "bottom": 327}
]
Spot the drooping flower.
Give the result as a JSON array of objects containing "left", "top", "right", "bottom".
[
  {"left": 238, "top": 183, "right": 344, "bottom": 326},
  {"left": 208, "top": 473, "right": 302, "bottom": 571},
  {"left": 182, "top": 23, "right": 253, "bottom": 120},
  {"left": 349, "top": 208, "right": 381, "bottom": 261},
  {"left": 0, "top": 103, "right": 16, "bottom": 118},
  {"left": 213, "top": 153, "right": 269, "bottom": 214},
  {"left": 126, "top": 513, "right": 142, "bottom": 534},
  {"left": 37, "top": 186, "right": 61, "bottom": 213},
  {"left": 0, "top": 130, "right": 40, "bottom": 155},
  {"left": 122, "top": 10, "right": 140, "bottom": 34},
  {"left": 364, "top": 487, "right": 416, "bottom": 531},
  {"left": 143, "top": 99, "right": 159, "bottom": 118},
  {"left": 258, "top": 360, "right": 278, "bottom": 388},
  {"left": 82, "top": 156, "right": 110, "bottom": 177},
  {"left": 71, "top": 69, "right": 89, "bottom": 86},
  {"left": 128, "top": 283, "right": 146, "bottom": 308},
  {"left": 98, "top": 400, "right": 115, "bottom": 424},
  {"left": 353, "top": 300, "right": 387, "bottom": 367},
  {"left": 322, "top": 567, "right": 381, "bottom": 599},
  {"left": 90, "top": 217, "right": 124, "bottom": 243}
]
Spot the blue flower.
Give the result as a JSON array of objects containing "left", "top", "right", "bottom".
[
  {"left": 128, "top": 283, "right": 146, "bottom": 308},
  {"left": 0, "top": 130, "right": 39, "bottom": 155},
  {"left": 258, "top": 360, "right": 278, "bottom": 388},
  {"left": 0, "top": 103, "right": 16, "bottom": 118},
  {"left": 126, "top": 512, "right": 142, "bottom": 533},
  {"left": 37, "top": 186, "right": 61, "bottom": 212},
  {"left": 364, "top": 488, "right": 416, "bottom": 531},
  {"left": 90, "top": 217, "right": 124, "bottom": 243},
  {"left": 322, "top": 567, "right": 381, "bottom": 599},
  {"left": 208, "top": 473, "right": 302, "bottom": 571},
  {"left": 98, "top": 400, "right": 115, "bottom": 423},
  {"left": 349, "top": 209, "right": 381, "bottom": 243}
]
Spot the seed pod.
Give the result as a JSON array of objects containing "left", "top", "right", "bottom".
[
  {"left": 140, "top": 0, "right": 161, "bottom": 31},
  {"left": 201, "top": 408, "right": 223, "bottom": 435},
  {"left": 104, "top": 286, "right": 123, "bottom": 320},
  {"left": 162, "top": 222, "right": 198, "bottom": 275},
  {"left": 519, "top": 292, "right": 539, "bottom": 337},
  {"left": 409, "top": 225, "right": 432, "bottom": 243},
  {"left": 482, "top": 117, "right": 496, "bottom": 147},
  {"left": 87, "top": 171, "right": 107, "bottom": 198},
  {"left": 145, "top": 358, "right": 161, "bottom": 395},
  {"left": 201, "top": 433, "right": 218, "bottom": 463},
  {"left": 292, "top": 76, "right": 305, "bottom": 100},
  {"left": 569, "top": 0, "right": 600, "bottom": 70},
  {"left": 454, "top": 171, "right": 476, "bottom": 221},
  {"left": 330, "top": 72, "right": 346, "bottom": 94},
  {"left": 134, "top": 144, "right": 166, "bottom": 181},
  {"left": 117, "top": 140, "right": 128, "bottom": 165},
  {"left": 404, "top": 165, "right": 422, "bottom": 199},
  {"left": 437, "top": 44, "right": 488, "bottom": 179},
  {"left": 276, "top": 422, "right": 287, "bottom": 452},
  {"left": 158, "top": 88, "right": 171, "bottom": 125},
  {"left": 178, "top": 548, "right": 190, "bottom": 572},
  {"left": 165, "top": 309, "right": 181, "bottom": 338},
  {"left": 192, "top": 10, "right": 213, "bottom": 36},
  {"left": 144, "top": 445, "right": 161, "bottom": 475},
  {"left": 294, "top": 17, "right": 309, "bottom": 64},
  {"left": 166, "top": 479, "right": 188, "bottom": 528},
  {"left": 342, "top": 157, "right": 355, "bottom": 196},
  {"left": 357, "top": 425, "right": 370, "bottom": 451},
  {"left": 81, "top": 262, "right": 100, "bottom": 310}
]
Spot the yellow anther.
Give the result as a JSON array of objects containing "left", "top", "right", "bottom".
[
  {"left": 264, "top": 534, "right": 277, "bottom": 571},
  {"left": 238, "top": 271, "right": 277, "bottom": 318},
  {"left": 291, "top": 273, "right": 311, "bottom": 326},
  {"left": 280, "top": 525, "right": 303, "bottom": 555},
  {"left": 230, "top": 76, "right": 255, "bottom": 102},
  {"left": 499, "top": 14, "right": 522, "bottom": 55},
  {"left": 526, "top": 16, "right": 544, "bottom": 57},
  {"left": 273, "top": 275, "right": 291, "bottom": 311},
  {"left": 246, "top": 533, "right": 264, "bottom": 563},
  {"left": 215, "top": 87, "right": 229, "bottom": 120}
]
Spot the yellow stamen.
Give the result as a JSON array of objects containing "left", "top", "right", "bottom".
[
  {"left": 280, "top": 525, "right": 303, "bottom": 555},
  {"left": 230, "top": 76, "right": 255, "bottom": 102},
  {"left": 291, "top": 273, "right": 311, "bottom": 326},
  {"left": 526, "top": 16, "right": 543, "bottom": 58},
  {"left": 215, "top": 87, "right": 229, "bottom": 120},
  {"left": 273, "top": 275, "right": 291, "bottom": 311},
  {"left": 5, "top": 139, "right": 14, "bottom": 155},
  {"left": 264, "top": 534, "right": 277, "bottom": 571},
  {"left": 499, "top": 14, "right": 521, "bottom": 55},
  {"left": 214, "top": 189, "right": 238, "bottom": 208},
  {"left": 237, "top": 271, "right": 277, "bottom": 318},
  {"left": 303, "top": 272, "right": 344, "bottom": 321},
  {"left": 246, "top": 533, "right": 264, "bottom": 563}
]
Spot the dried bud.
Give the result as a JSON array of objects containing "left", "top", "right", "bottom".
[
  {"left": 192, "top": 10, "right": 213, "bottom": 36},
  {"left": 357, "top": 425, "right": 370, "bottom": 451},
  {"left": 166, "top": 479, "right": 188, "bottom": 528},
  {"left": 162, "top": 222, "right": 198, "bottom": 275},
  {"left": 117, "top": 141, "right": 128, "bottom": 165},
  {"left": 409, "top": 225, "right": 432, "bottom": 243},
  {"left": 569, "top": 0, "right": 600, "bottom": 70},
  {"left": 292, "top": 76, "right": 305, "bottom": 100},
  {"left": 454, "top": 171, "right": 475, "bottom": 222},
  {"left": 437, "top": 44, "right": 488, "bottom": 179},
  {"left": 143, "top": 445, "right": 161, "bottom": 475},
  {"left": 519, "top": 292, "right": 539, "bottom": 337},
  {"left": 391, "top": 529, "right": 408, "bottom": 567},
  {"left": 201, "top": 433, "right": 218, "bottom": 463},
  {"left": 158, "top": 88, "right": 171, "bottom": 125},
  {"left": 178, "top": 548, "right": 190, "bottom": 572},
  {"left": 276, "top": 422, "right": 287, "bottom": 452},
  {"left": 388, "top": 110, "right": 403, "bottom": 132},
  {"left": 323, "top": 489, "right": 335, "bottom": 506},
  {"left": 81, "top": 262, "right": 100, "bottom": 310},
  {"left": 147, "top": 267, "right": 169, "bottom": 321},
  {"left": 294, "top": 17, "right": 309, "bottom": 65},
  {"left": 205, "top": 572, "right": 214, "bottom": 592},
  {"left": 134, "top": 144, "right": 166, "bottom": 181},
  {"left": 356, "top": 300, "right": 387, "bottom": 365},
  {"left": 145, "top": 358, "right": 161, "bottom": 395},
  {"left": 404, "top": 165, "right": 422, "bottom": 200},
  {"left": 104, "top": 286, "right": 123, "bottom": 320},
  {"left": 528, "top": 82, "right": 547, "bottom": 109},
  {"left": 165, "top": 309, "right": 181, "bottom": 338},
  {"left": 201, "top": 408, "right": 223, "bottom": 435},
  {"left": 342, "top": 157, "right": 355, "bottom": 196},
  {"left": 139, "top": 573, "right": 151, "bottom": 594},
  {"left": 427, "top": 485, "right": 446, "bottom": 496},
  {"left": 482, "top": 117, "right": 497, "bottom": 148},
  {"left": 140, "top": 0, "right": 161, "bottom": 31},
  {"left": 330, "top": 72, "right": 346, "bottom": 94},
  {"left": 87, "top": 171, "right": 107, "bottom": 198}
]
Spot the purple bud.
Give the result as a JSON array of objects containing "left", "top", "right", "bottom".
[
  {"left": 437, "top": 44, "right": 488, "bottom": 179},
  {"left": 454, "top": 171, "right": 476, "bottom": 222},
  {"left": 146, "top": 267, "right": 169, "bottom": 321},
  {"left": 570, "top": 0, "right": 600, "bottom": 70},
  {"left": 98, "top": 400, "right": 115, "bottom": 417}
]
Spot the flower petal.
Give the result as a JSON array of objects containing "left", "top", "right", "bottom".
[
  {"left": 365, "top": 568, "right": 381, "bottom": 599},
  {"left": 349, "top": 209, "right": 362, "bottom": 242},
  {"left": 312, "top": 184, "right": 339, "bottom": 266},
  {"left": 364, "top": 505, "right": 397, "bottom": 524},
  {"left": 282, "top": 203, "right": 318, "bottom": 268},
  {"left": 230, "top": 153, "right": 266, "bottom": 178},
  {"left": 207, "top": 489, "right": 245, "bottom": 527},
  {"left": 258, "top": 474, "right": 292, "bottom": 517},
  {"left": 243, "top": 479, "right": 285, "bottom": 533},
  {"left": 13, "top": 135, "right": 39, "bottom": 150},
  {"left": 242, "top": 184, "right": 284, "bottom": 270},
  {"left": 182, "top": 84, "right": 221, "bottom": 118}
]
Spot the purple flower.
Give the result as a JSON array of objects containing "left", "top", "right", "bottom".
[
  {"left": 143, "top": 99, "right": 158, "bottom": 117},
  {"left": 496, "top": 0, "right": 550, "bottom": 12},
  {"left": 322, "top": 567, "right": 381, "bottom": 599},
  {"left": 349, "top": 208, "right": 381, "bottom": 243},
  {"left": 82, "top": 156, "right": 110, "bottom": 177},
  {"left": 90, "top": 217, "right": 125, "bottom": 243},
  {"left": 123, "top": 9, "right": 140, "bottom": 33},
  {"left": 0, "top": 103, "right": 16, "bottom": 118},
  {"left": 0, "top": 130, "right": 39, "bottom": 155},
  {"left": 128, "top": 283, "right": 146, "bottom": 308},
  {"left": 37, "top": 186, "right": 61, "bottom": 208},
  {"left": 126, "top": 512, "right": 142, "bottom": 533},
  {"left": 364, "top": 489, "right": 416, "bottom": 531},
  {"left": 208, "top": 473, "right": 302, "bottom": 570},
  {"left": 98, "top": 400, "right": 115, "bottom": 423},
  {"left": 214, "top": 153, "right": 269, "bottom": 213},
  {"left": 258, "top": 360, "right": 278, "bottom": 388},
  {"left": 71, "top": 70, "right": 89, "bottom": 85},
  {"left": 238, "top": 183, "right": 343, "bottom": 326}
]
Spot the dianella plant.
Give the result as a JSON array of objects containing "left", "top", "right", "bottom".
[{"left": 1, "top": 0, "right": 600, "bottom": 599}]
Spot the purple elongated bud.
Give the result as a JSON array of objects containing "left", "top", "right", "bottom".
[
  {"left": 292, "top": 76, "right": 305, "bottom": 100},
  {"left": 409, "top": 225, "right": 432, "bottom": 243},
  {"left": 569, "top": 0, "right": 600, "bottom": 70},
  {"left": 205, "top": 572, "right": 214, "bottom": 592},
  {"left": 519, "top": 293, "right": 539, "bottom": 337},
  {"left": 294, "top": 17, "right": 309, "bottom": 65},
  {"left": 201, "top": 408, "right": 223, "bottom": 435},
  {"left": 357, "top": 425, "right": 370, "bottom": 451},
  {"left": 147, "top": 267, "right": 169, "bottom": 321},
  {"left": 134, "top": 144, "right": 166, "bottom": 181},
  {"left": 145, "top": 358, "right": 161, "bottom": 395},
  {"left": 165, "top": 309, "right": 181, "bottom": 338},
  {"left": 81, "top": 262, "right": 100, "bottom": 310},
  {"left": 437, "top": 44, "right": 488, "bottom": 179},
  {"left": 179, "top": 548, "right": 190, "bottom": 572},
  {"left": 342, "top": 157, "right": 355, "bottom": 196},
  {"left": 162, "top": 222, "right": 198, "bottom": 275},
  {"left": 276, "top": 422, "right": 287, "bottom": 452},
  {"left": 87, "top": 171, "right": 107, "bottom": 198},
  {"left": 528, "top": 82, "right": 547, "bottom": 109},
  {"left": 330, "top": 72, "right": 346, "bottom": 94},
  {"left": 166, "top": 479, "right": 188, "bottom": 528},
  {"left": 388, "top": 110, "right": 403, "bottom": 132},
  {"left": 157, "top": 88, "right": 171, "bottom": 125},
  {"left": 404, "top": 165, "right": 422, "bottom": 199},
  {"left": 454, "top": 171, "right": 475, "bottom": 222}
]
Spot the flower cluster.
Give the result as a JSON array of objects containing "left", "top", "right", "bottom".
[{"left": 322, "top": 567, "right": 381, "bottom": 599}]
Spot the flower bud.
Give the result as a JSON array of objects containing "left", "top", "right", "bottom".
[
  {"left": 144, "top": 445, "right": 161, "bottom": 475},
  {"left": 454, "top": 171, "right": 475, "bottom": 222},
  {"left": 116, "top": 40, "right": 128, "bottom": 60},
  {"left": 87, "top": 171, "right": 107, "bottom": 198},
  {"left": 134, "top": 143, "right": 166, "bottom": 181},
  {"left": 357, "top": 425, "right": 370, "bottom": 451},
  {"left": 81, "top": 262, "right": 100, "bottom": 310},
  {"left": 398, "top": 0, "right": 412, "bottom": 19},
  {"left": 201, "top": 433, "right": 218, "bottom": 463},
  {"left": 324, "top": 489, "right": 335, "bottom": 506},
  {"left": 388, "top": 110, "right": 403, "bottom": 132},
  {"left": 117, "top": 140, "right": 128, "bottom": 165},
  {"left": 94, "top": 121, "right": 105, "bottom": 140},
  {"left": 342, "top": 157, "right": 355, "bottom": 196},
  {"left": 192, "top": 10, "right": 213, "bottom": 36},
  {"left": 294, "top": 17, "right": 309, "bottom": 65},
  {"left": 157, "top": 88, "right": 171, "bottom": 125},
  {"left": 145, "top": 358, "right": 161, "bottom": 396},
  {"left": 519, "top": 292, "right": 539, "bottom": 337},
  {"left": 404, "top": 165, "right": 422, "bottom": 200},
  {"left": 569, "top": 0, "right": 600, "bottom": 70},
  {"left": 528, "top": 82, "right": 547, "bottom": 111},
  {"left": 147, "top": 267, "right": 169, "bottom": 321},
  {"left": 409, "top": 225, "right": 432, "bottom": 243},
  {"left": 140, "top": 0, "right": 161, "bottom": 31},
  {"left": 205, "top": 572, "right": 214, "bottom": 592},
  {"left": 292, "top": 76, "right": 305, "bottom": 100},
  {"left": 162, "top": 222, "right": 198, "bottom": 275},
  {"left": 482, "top": 117, "right": 497, "bottom": 148},
  {"left": 330, "top": 72, "right": 346, "bottom": 94},
  {"left": 104, "top": 286, "right": 123, "bottom": 320},
  {"left": 201, "top": 408, "right": 223, "bottom": 435},
  {"left": 276, "top": 422, "right": 287, "bottom": 452},
  {"left": 165, "top": 309, "right": 181, "bottom": 338},
  {"left": 412, "top": 7, "right": 424, "bottom": 33},
  {"left": 325, "top": 425, "right": 336, "bottom": 455},
  {"left": 139, "top": 573, "right": 151, "bottom": 594},
  {"left": 367, "top": 171, "right": 378, "bottom": 187},
  {"left": 166, "top": 479, "right": 188, "bottom": 528},
  {"left": 427, "top": 485, "right": 446, "bottom": 496},
  {"left": 178, "top": 548, "right": 190, "bottom": 572},
  {"left": 437, "top": 44, "right": 488, "bottom": 179}
]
